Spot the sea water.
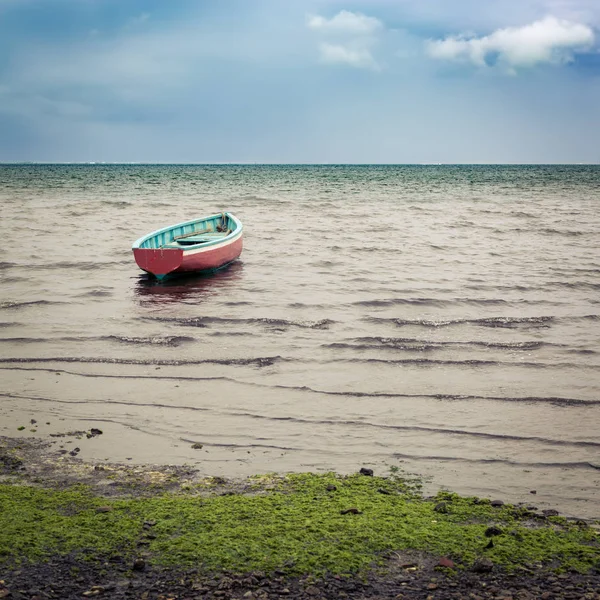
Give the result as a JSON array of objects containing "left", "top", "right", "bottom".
[{"left": 1, "top": 164, "right": 599, "bottom": 517}]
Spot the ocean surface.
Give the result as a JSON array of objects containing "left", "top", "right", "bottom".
[{"left": 1, "top": 164, "right": 599, "bottom": 518}]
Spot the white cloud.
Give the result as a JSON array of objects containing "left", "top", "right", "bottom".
[
  {"left": 318, "top": 43, "right": 379, "bottom": 70},
  {"left": 427, "top": 16, "right": 595, "bottom": 69},
  {"left": 307, "top": 10, "right": 382, "bottom": 35},
  {"left": 308, "top": 10, "right": 383, "bottom": 70}
]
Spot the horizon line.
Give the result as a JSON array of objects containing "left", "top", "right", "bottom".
[{"left": 1, "top": 162, "right": 599, "bottom": 166}]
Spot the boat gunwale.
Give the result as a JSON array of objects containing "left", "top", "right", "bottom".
[{"left": 132, "top": 212, "right": 243, "bottom": 250}]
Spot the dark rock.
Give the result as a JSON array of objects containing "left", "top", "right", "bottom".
[
  {"left": 529, "top": 490, "right": 537, "bottom": 494},
  {"left": 359, "top": 468, "right": 374, "bottom": 477},
  {"left": 87, "top": 429, "right": 103, "bottom": 439},
  {"left": 377, "top": 488, "right": 392, "bottom": 495},
  {"left": 542, "top": 509, "right": 559, "bottom": 517},
  {"left": 132, "top": 558, "right": 146, "bottom": 571},
  {"left": 30, "top": 419, "right": 37, "bottom": 424},
  {"left": 433, "top": 502, "right": 449, "bottom": 514},
  {"left": 96, "top": 506, "right": 113, "bottom": 513},
  {"left": 484, "top": 539, "right": 494, "bottom": 549},
  {"left": 340, "top": 508, "right": 362, "bottom": 515},
  {"left": 69, "top": 447, "right": 81, "bottom": 457},
  {"left": 485, "top": 526, "right": 504, "bottom": 537},
  {"left": 191, "top": 443, "right": 203, "bottom": 450},
  {"left": 326, "top": 484, "right": 337, "bottom": 492},
  {"left": 490, "top": 500, "right": 504, "bottom": 507},
  {"left": 472, "top": 558, "right": 494, "bottom": 573}
]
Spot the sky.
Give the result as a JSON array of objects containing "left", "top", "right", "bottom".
[{"left": 0, "top": 0, "right": 599, "bottom": 163}]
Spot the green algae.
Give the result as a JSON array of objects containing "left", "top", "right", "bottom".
[{"left": 0, "top": 473, "right": 598, "bottom": 576}]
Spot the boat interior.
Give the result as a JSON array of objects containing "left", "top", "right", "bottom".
[{"left": 136, "top": 213, "right": 236, "bottom": 250}]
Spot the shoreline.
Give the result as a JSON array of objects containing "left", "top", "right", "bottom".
[{"left": 2, "top": 435, "right": 599, "bottom": 600}]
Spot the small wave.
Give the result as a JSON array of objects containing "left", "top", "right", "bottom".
[
  {"left": 146, "top": 316, "right": 335, "bottom": 330},
  {"left": 77, "top": 289, "right": 113, "bottom": 298},
  {"left": 104, "top": 335, "right": 195, "bottom": 347},
  {"left": 0, "top": 300, "right": 64, "bottom": 310},
  {"left": 353, "top": 298, "right": 452, "bottom": 308},
  {"left": 391, "top": 453, "right": 600, "bottom": 471},
  {"left": 0, "top": 356, "right": 284, "bottom": 367},
  {"left": 265, "top": 384, "right": 599, "bottom": 406},
  {"left": 539, "top": 228, "right": 585, "bottom": 237},
  {"left": 46, "top": 260, "right": 124, "bottom": 271},
  {"left": 365, "top": 316, "right": 555, "bottom": 329},
  {"left": 330, "top": 357, "right": 585, "bottom": 369},
  {"left": 326, "top": 338, "right": 548, "bottom": 351},
  {"left": 180, "top": 438, "right": 297, "bottom": 452},
  {"left": 232, "top": 412, "right": 600, "bottom": 449}
]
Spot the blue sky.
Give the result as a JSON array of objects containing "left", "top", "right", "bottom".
[{"left": 1, "top": 0, "right": 599, "bottom": 163}]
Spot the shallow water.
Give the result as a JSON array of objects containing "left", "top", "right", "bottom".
[{"left": 1, "top": 164, "right": 599, "bottom": 518}]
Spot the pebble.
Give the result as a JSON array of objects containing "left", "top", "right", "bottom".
[
  {"left": 132, "top": 558, "right": 146, "bottom": 571},
  {"left": 359, "top": 468, "right": 374, "bottom": 477},
  {"left": 472, "top": 558, "right": 494, "bottom": 573},
  {"left": 438, "top": 557, "right": 455, "bottom": 569}
]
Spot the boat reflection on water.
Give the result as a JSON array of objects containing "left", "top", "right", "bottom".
[{"left": 134, "top": 260, "right": 244, "bottom": 305}]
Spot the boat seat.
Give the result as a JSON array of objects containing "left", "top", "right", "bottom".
[
  {"left": 160, "top": 232, "right": 228, "bottom": 248},
  {"left": 175, "top": 234, "right": 226, "bottom": 244}
]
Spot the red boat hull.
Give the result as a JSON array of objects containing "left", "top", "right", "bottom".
[{"left": 133, "top": 235, "right": 243, "bottom": 278}]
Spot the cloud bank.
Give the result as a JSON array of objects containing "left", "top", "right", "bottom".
[{"left": 427, "top": 16, "right": 595, "bottom": 69}]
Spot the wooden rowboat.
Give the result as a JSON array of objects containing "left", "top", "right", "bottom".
[{"left": 132, "top": 212, "right": 243, "bottom": 279}]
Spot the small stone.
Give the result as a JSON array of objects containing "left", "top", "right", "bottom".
[
  {"left": 427, "top": 583, "right": 438, "bottom": 590},
  {"left": 434, "top": 502, "right": 449, "bottom": 514},
  {"left": 529, "top": 490, "right": 537, "bottom": 494},
  {"left": 305, "top": 585, "right": 320, "bottom": 596},
  {"left": 132, "top": 558, "right": 146, "bottom": 571},
  {"left": 96, "top": 506, "right": 113, "bottom": 513},
  {"left": 471, "top": 557, "right": 494, "bottom": 573},
  {"left": 485, "top": 526, "right": 503, "bottom": 537},
  {"left": 438, "top": 557, "right": 454, "bottom": 569},
  {"left": 191, "top": 443, "right": 203, "bottom": 450},
  {"left": 490, "top": 500, "right": 504, "bottom": 507},
  {"left": 359, "top": 468, "right": 374, "bottom": 476},
  {"left": 30, "top": 419, "right": 37, "bottom": 424},
  {"left": 281, "top": 589, "right": 290, "bottom": 595},
  {"left": 326, "top": 484, "right": 337, "bottom": 492},
  {"left": 377, "top": 488, "right": 392, "bottom": 495},
  {"left": 243, "top": 592, "right": 253, "bottom": 598},
  {"left": 340, "top": 507, "right": 362, "bottom": 515},
  {"left": 542, "top": 509, "right": 559, "bottom": 517}
]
